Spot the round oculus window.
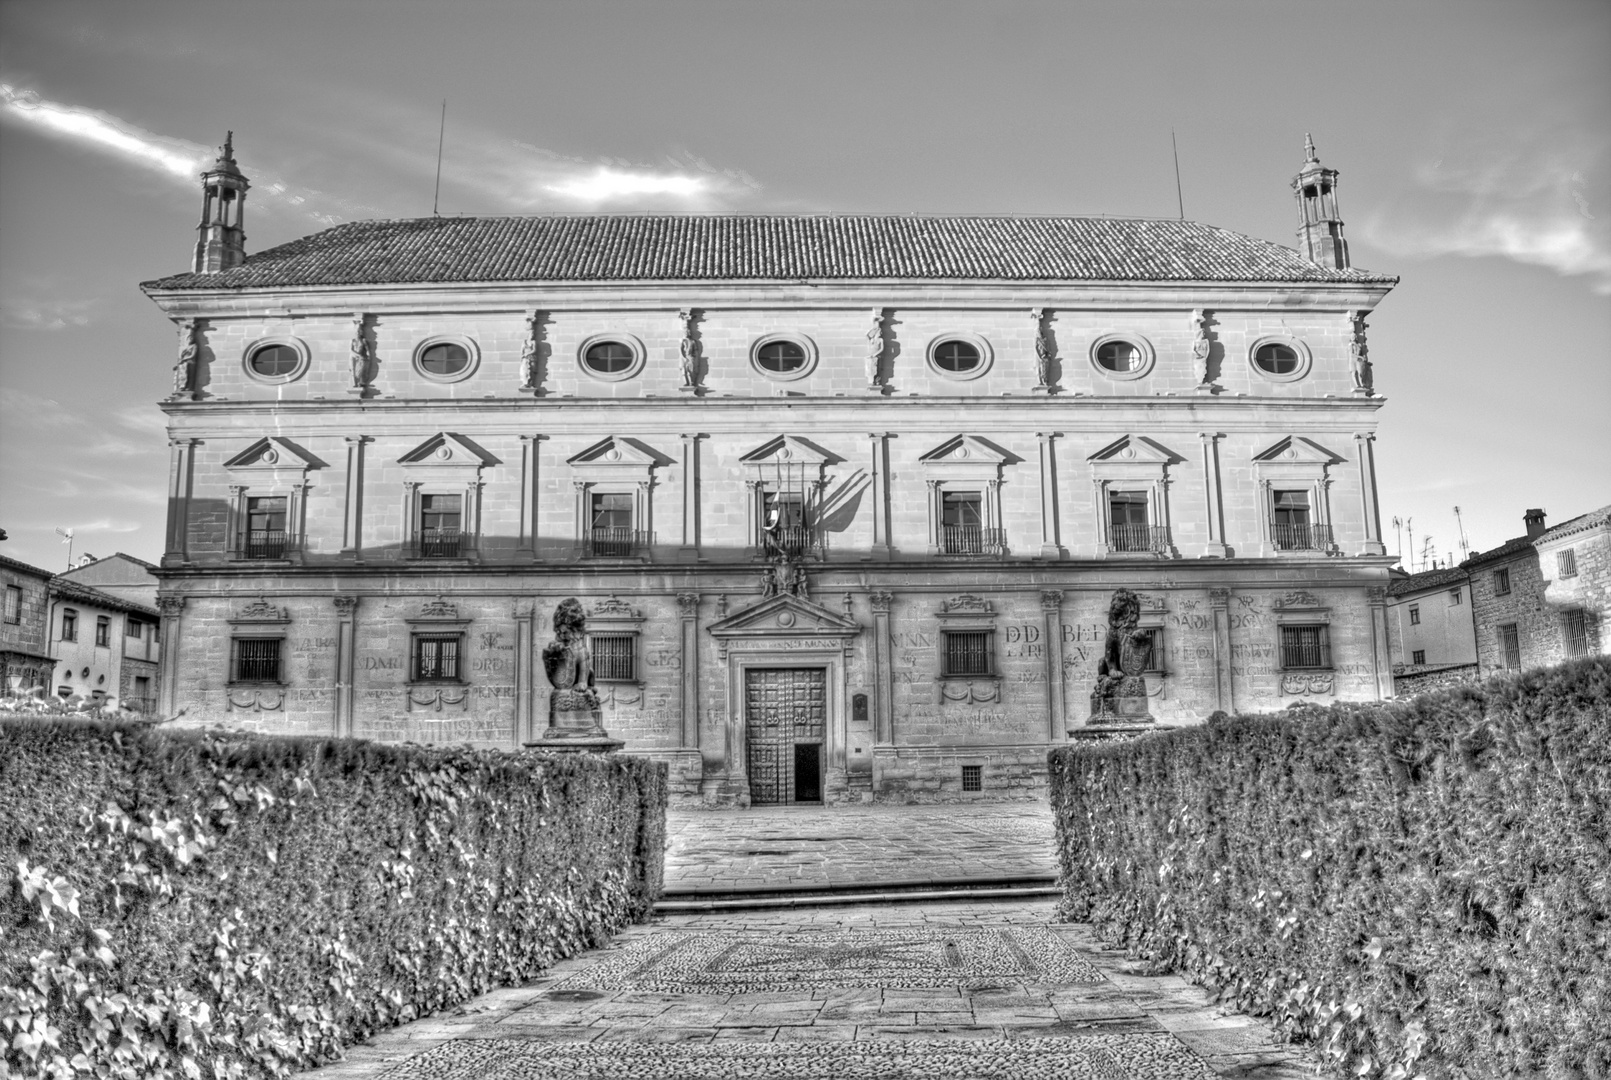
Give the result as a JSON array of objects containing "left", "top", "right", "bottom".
[
  {"left": 1254, "top": 343, "right": 1300, "bottom": 375},
  {"left": 584, "top": 340, "right": 635, "bottom": 374},
  {"left": 756, "top": 340, "right": 808, "bottom": 374},
  {"left": 1095, "top": 340, "right": 1145, "bottom": 373},
  {"left": 248, "top": 344, "right": 299, "bottom": 378},
  {"left": 420, "top": 342, "right": 470, "bottom": 376},
  {"left": 933, "top": 339, "right": 982, "bottom": 373}
]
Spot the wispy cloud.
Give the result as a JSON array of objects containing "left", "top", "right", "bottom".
[
  {"left": 0, "top": 293, "right": 96, "bottom": 330},
  {"left": 1363, "top": 136, "right": 1611, "bottom": 294}
]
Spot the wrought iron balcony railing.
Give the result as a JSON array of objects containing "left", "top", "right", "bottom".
[
  {"left": 1108, "top": 524, "right": 1174, "bottom": 554},
  {"left": 238, "top": 530, "right": 292, "bottom": 559},
  {"left": 580, "top": 527, "right": 653, "bottom": 558},
  {"left": 759, "top": 524, "right": 826, "bottom": 560},
  {"left": 939, "top": 525, "right": 1007, "bottom": 556},
  {"left": 1270, "top": 523, "right": 1334, "bottom": 552},
  {"left": 412, "top": 528, "right": 465, "bottom": 559}
]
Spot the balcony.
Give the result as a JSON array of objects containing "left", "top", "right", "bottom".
[
  {"left": 1271, "top": 523, "right": 1334, "bottom": 552},
  {"left": 237, "top": 530, "right": 292, "bottom": 560},
  {"left": 759, "top": 524, "right": 826, "bottom": 560},
  {"left": 411, "top": 528, "right": 466, "bottom": 559},
  {"left": 579, "top": 527, "right": 653, "bottom": 558},
  {"left": 1108, "top": 524, "right": 1173, "bottom": 555},
  {"left": 939, "top": 525, "right": 1007, "bottom": 557}
]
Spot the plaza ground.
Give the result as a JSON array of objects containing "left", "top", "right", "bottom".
[{"left": 300, "top": 804, "right": 1314, "bottom": 1079}]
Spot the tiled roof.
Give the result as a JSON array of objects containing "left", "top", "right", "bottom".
[
  {"left": 1538, "top": 504, "right": 1611, "bottom": 545},
  {"left": 0, "top": 552, "right": 55, "bottom": 580},
  {"left": 1387, "top": 565, "right": 1469, "bottom": 597},
  {"left": 48, "top": 578, "right": 161, "bottom": 620},
  {"left": 1461, "top": 535, "right": 1536, "bottom": 569},
  {"left": 141, "top": 215, "right": 1399, "bottom": 290}
]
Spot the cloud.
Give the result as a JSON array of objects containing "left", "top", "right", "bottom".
[
  {"left": 0, "top": 294, "right": 96, "bottom": 330},
  {"left": 1363, "top": 137, "right": 1611, "bottom": 294},
  {"left": 545, "top": 167, "right": 706, "bottom": 202}
]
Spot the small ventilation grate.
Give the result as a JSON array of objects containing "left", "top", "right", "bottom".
[{"left": 961, "top": 765, "right": 983, "bottom": 792}]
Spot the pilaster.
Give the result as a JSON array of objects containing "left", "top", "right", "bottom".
[
  {"left": 677, "top": 592, "right": 700, "bottom": 747},
  {"left": 1199, "top": 432, "right": 1230, "bottom": 557},
  {"left": 1041, "top": 590, "right": 1065, "bottom": 741},
  {"left": 514, "top": 598, "right": 537, "bottom": 745},
  {"left": 1354, "top": 432, "right": 1386, "bottom": 555},
  {"left": 1367, "top": 585, "right": 1392, "bottom": 700},
  {"left": 333, "top": 596, "right": 358, "bottom": 737},
  {"left": 163, "top": 439, "right": 199, "bottom": 565},
  {"left": 1036, "top": 432, "right": 1064, "bottom": 558},
  {"left": 1210, "top": 587, "right": 1234, "bottom": 713},
  {"left": 866, "top": 433, "right": 893, "bottom": 559},
  {"left": 679, "top": 434, "right": 703, "bottom": 560},
  {"left": 156, "top": 595, "right": 185, "bottom": 717},
  {"left": 341, "top": 436, "right": 371, "bottom": 558},
  {"left": 870, "top": 590, "right": 895, "bottom": 745},
  {"left": 517, "top": 435, "right": 546, "bottom": 557}
]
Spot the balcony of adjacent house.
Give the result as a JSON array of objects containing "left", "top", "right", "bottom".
[
  {"left": 938, "top": 525, "right": 1008, "bottom": 558},
  {"left": 577, "top": 527, "right": 655, "bottom": 559},
  {"left": 1270, "top": 523, "right": 1335, "bottom": 553},
  {"left": 1107, "top": 524, "right": 1175, "bottom": 557}
]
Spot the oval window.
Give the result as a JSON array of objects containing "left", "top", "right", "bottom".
[
  {"left": 248, "top": 344, "right": 299, "bottom": 377},
  {"left": 1095, "top": 340, "right": 1144, "bottom": 373},
  {"left": 933, "top": 339, "right": 981, "bottom": 373},
  {"left": 420, "top": 342, "right": 470, "bottom": 376},
  {"left": 584, "top": 340, "right": 635, "bottom": 374},
  {"left": 756, "top": 340, "right": 808, "bottom": 374},
  {"left": 1254, "top": 343, "right": 1300, "bottom": 375}
]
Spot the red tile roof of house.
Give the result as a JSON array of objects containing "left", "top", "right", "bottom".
[
  {"left": 1537, "top": 504, "right": 1611, "bottom": 545},
  {"left": 142, "top": 215, "right": 1399, "bottom": 290}
]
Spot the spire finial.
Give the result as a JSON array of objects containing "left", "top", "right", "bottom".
[
  {"left": 1304, "top": 132, "right": 1317, "bottom": 163},
  {"left": 224, "top": 130, "right": 233, "bottom": 158}
]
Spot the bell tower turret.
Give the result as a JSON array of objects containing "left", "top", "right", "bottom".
[
  {"left": 193, "top": 132, "right": 249, "bottom": 273},
  {"left": 1292, "top": 134, "right": 1349, "bottom": 269}
]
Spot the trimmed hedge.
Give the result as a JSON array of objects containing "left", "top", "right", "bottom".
[
  {"left": 1, "top": 721, "right": 667, "bottom": 1079},
  {"left": 1050, "top": 657, "right": 1611, "bottom": 1080}
]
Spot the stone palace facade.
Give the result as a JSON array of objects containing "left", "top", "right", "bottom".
[{"left": 142, "top": 135, "right": 1397, "bottom": 805}]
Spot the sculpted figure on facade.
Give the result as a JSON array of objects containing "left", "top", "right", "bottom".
[
  {"left": 520, "top": 310, "right": 541, "bottom": 392},
  {"left": 865, "top": 309, "right": 884, "bottom": 388},
  {"left": 541, "top": 598, "right": 605, "bottom": 738},
  {"left": 1350, "top": 310, "right": 1373, "bottom": 393},
  {"left": 679, "top": 308, "right": 701, "bottom": 390},
  {"left": 349, "top": 313, "right": 371, "bottom": 392},
  {"left": 171, "top": 320, "right": 199, "bottom": 398},
  {"left": 1091, "top": 588, "right": 1152, "bottom": 722},
  {"left": 1030, "top": 308, "right": 1052, "bottom": 387},
  {"left": 1191, "top": 309, "right": 1213, "bottom": 386}
]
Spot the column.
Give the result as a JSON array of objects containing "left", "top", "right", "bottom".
[
  {"left": 867, "top": 433, "right": 893, "bottom": 559},
  {"left": 1354, "top": 432, "right": 1386, "bottom": 555},
  {"left": 163, "top": 439, "right": 198, "bottom": 563},
  {"left": 341, "top": 436, "right": 370, "bottom": 558},
  {"left": 514, "top": 599, "right": 537, "bottom": 745},
  {"left": 1041, "top": 590, "right": 1065, "bottom": 741},
  {"left": 870, "top": 590, "right": 895, "bottom": 745},
  {"left": 226, "top": 484, "right": 247, "bottom": 556},
  {"left": 679, "top": 434, "right": 703, "bottom": 559},
  {"left": 156, "top": 595, "right": 185, "bottom": 717},
  {"left": 1210, "top": 588, "right": 1234, "bottom": 713},
  {"left": 517, "top": 435, "right": 546, "bottom": 558},
  {"left": 1199, "top": 433, "right": 1230, "bottom": 557},
  {"left": 1367, "top": 586, "right": 1392, "bottom": 700},
  {"left": 1036, "top": 432, "right": 1063, "bottom": 558},
  {"left": 677, "top": 593, "right": 700, "bottom": 747},
  {"left": 333, "top": 595, "right": 358, "bottom": 738},
  {"left": 925, "top": 480, "right": 942, "bottom": 554}
]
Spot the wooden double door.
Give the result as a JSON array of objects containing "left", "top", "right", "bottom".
[{"left": 745, "top": 667, "right": 826, "bottom": 805}]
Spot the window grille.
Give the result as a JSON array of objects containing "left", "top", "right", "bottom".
[
  {"left": 232, "top": 638, "right": 282, "bottom": 683},
  {"left": 961, "top": 765, "right": 983, "bottom": 792},
  {"left": 1493, "top": 568, "right": 1510, "bottom": 596},
  {"left": 1279, "top": 624, "right": 1330, "bottom": 670},
  {"left": 591, "top": 634, "right": 637, "bottom": 682},
  {"left": 1412, "top": 649, "right": 1426, "bottom": 666},
  {"left": 1558, "top": 549, "right": 1578, "bottom": 578},
  {"left": 1135, "top": 628, "right": 1164, "bottom": 673},
  {"left": 4, "top": 585, "right": 20, "bottom": 624},
  {"left": 1499, "top": 624, "right": 1521, "bottom": 670},
  {"left": 1562, "top": 611, "right": 1590, "bottom": 658},
  {"left": 413, "top": 634, "right": 461, "bottom": 682},
  {"left": 1408, "top": 605, "right": 1420, "bottom": 625},
  {"left": 943, "top": 630, "right": 993, "bottom": 677}
]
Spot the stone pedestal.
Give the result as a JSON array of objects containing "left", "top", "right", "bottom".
[{"left": 524, "top": 736, "right": 624, "bottom": 754}]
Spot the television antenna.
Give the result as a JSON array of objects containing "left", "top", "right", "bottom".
[
  {"left": 1453, "top": 506, "right": 1471, "bottom": 561},
  {"left": 1420, "top": 536, "right": 1437, "bottom": 572},
  {"left": 54, "top": 526, "right": 74, "bottom": 569},
  {"left": 1390, "top": 516, "right": 1404, "bottom": 565}
]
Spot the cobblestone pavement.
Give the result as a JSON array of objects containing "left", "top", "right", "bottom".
[
  {"left": 303, "top": 899, "right": 1314, "bottom": 1079},
  {"left": 663, "top": 802, "right": 1059, "bottom": 894}
]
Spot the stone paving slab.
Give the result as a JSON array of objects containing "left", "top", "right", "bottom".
[
  {"left": 299, "top": 900, "right": 1317, "bottom": 1080},
  {"left": 663, "top": 803, "right": 1058, "bottom": 895}
]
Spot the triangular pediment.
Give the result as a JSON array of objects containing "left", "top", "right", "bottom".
[
  {"left": 1253, "top": 436, "right": 1342, "bottom": 465},
  {"left": 398, "top": 432, "right": 500, "bottom": 467},
  {"left": 739, "top": 435, "right": 840, "bottom": 469},
  {"left": 224, "top": 437, "right": 325, "bottom": 473},
  {"left": 707, "top": 592, "right": 859, "bottom": 638},
  {"left": 1088, "top": 434, "right": 1183, "bottom": 465},
  {"left": 919, "top": 435, "right": 1018, "bottom": 466},
  {"left": 567, "top": 436, "right": 670, "bottom": 469}
]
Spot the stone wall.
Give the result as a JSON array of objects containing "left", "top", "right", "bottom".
[
  {"left": 1391, "top": 662, "right": 1479, "bottom": 697},
  {"left": 1467, "top": 550, "right": 1555, "bottom": 674}
]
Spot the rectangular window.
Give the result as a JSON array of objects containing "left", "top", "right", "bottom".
[
  {"left": 418, "top": 494, "right": 463, "bottom": 558},
  {"left": 1135, "top": 627, "right": 1165, "bottom": 673},
  {"left": 940, "top": 491, "right": 992, "bottom": 554},
  {"left": 126, "top": 618, "right": 143, "bottom": 639},
  {"left": 1408, "top": 605, "right": 1421, "bottom": 625},
  {"left": 61, "top": 608, "right": 78, "bottom": 642},
  {"left": 1107, "top": 490, "right": 1155, "bottom": 552},
  {"left": 231, "top": 637, "right": 282, "bottom": 683},
  {"left": 412, "top": 633, "right": 462, "bottom": 682},
  {"left": 589, "top": 491, "right": 636, "bottom": 556},
  {"left": 1493, "top": 568, "right": 1511, "bottom": 596},
  {"left": 1558, "top": 549, "right": 1578, "bottom": 578},
  {"left": 244, "top": 495, "right": 288, "bottom": 558},
  {"left": 760, "top": 490, "right": 813, "bottom": 557},
  {"left": 591, "top": 634, "right": 637, "bottom": 682},
  {"left": 4, "top": 585, "right": 19, "bottom": 624},
  {"left": 1562, "top": 611, "right": 1590, "bottom": 658},
  {"left": 1499, "top": 624, "right": 1521, "bottom": 670},
  {"left": 1449, "top": 588, "right": 1462, "bottom": 606},
  {"left": 942, "top": 630, "right": 994, "bottom": 676},
  {"left": 1271, "top": 490, "right": 1317, "bottom": 550},
  {"left": 95, "top": 616, "right": 110, "bottom": 647},
  {"left": 1279, "top": 624, "right": 1331, "bottom": 670},
  {"left": 1412, "top": 649, "right": 1426, "bottom": 666},
  {"left": 961, "top": 765, "right": 983, "bottom": 792}
]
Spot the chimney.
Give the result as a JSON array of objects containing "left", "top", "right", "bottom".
[{"left": 1524, "top": 508, "right": 1547, "bottom": 540}]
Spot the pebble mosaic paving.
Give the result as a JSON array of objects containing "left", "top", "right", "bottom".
[
  {"left": 553, "top": 927, "right": 1104, "bottom": 993},
  {"left": 379, "top": 1032, "right": 1220, "bottom": 1079}
]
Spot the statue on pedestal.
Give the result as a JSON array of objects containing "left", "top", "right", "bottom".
[
  {"left": 541, "top": 598, "right": 607, "bottom": 739},
  {"left": 1090, "top": 588, "right": 1153, "bottom": 723}
]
